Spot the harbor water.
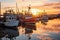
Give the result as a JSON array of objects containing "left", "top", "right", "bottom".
[{"left": 0, "top": 19, "right": 60, "bottom": 40}]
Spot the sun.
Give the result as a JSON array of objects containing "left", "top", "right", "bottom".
[{"left": 31, "top": 9, "right": 40, "bottom": 15}]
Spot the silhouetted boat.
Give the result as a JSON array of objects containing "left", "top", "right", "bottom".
[{"left": 36, "top": 10, "right": 48, "bottom": 25}]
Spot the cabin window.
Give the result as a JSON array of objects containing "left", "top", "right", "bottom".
[{"left": 9, "top": 17, "right": 11, "bottom": 19}]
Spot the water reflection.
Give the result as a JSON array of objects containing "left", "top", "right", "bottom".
[
  {"left": 36, "top": 19, "right": 60, "bottom": 33},
  {"left": 1, "top": 19, "right": 60, "bottom": 40}
]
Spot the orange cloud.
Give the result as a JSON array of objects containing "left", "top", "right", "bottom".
[
  {"left": 31, "top": 2, "right": 60, "bottom": 14},
  {"left": 43, "top": 2, "right": 60, "bottom": 6}
]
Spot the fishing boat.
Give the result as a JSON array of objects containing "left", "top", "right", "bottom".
[
  {"left": 24, "top": 15, "right": 36, "bottom": 24},
  {"left": 3, "top": 10, "right": 19, "bottom": 27},
  {"left": 23, "top": 5, "right": 36, "bottom": 25}
]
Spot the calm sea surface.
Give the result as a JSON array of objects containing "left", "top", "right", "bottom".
[{"left": 2, "top": 19, "right": 60, "bottom": 40}]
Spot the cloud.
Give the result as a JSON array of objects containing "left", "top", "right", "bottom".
[
  {"left": 53, "top": 6, "right": 60, "bottom": 9},
  {"left": 46, "top": 0, "right": 60, "bottom": 3},
  {"left": 43, "top": 2, "right": 60, "bottom": 6},
  {"left": 42, "top": 2, "right": 60, "bottom": 9}
]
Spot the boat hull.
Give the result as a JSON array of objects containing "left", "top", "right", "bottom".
[{"left": 4, "top": 20, "right": 19, "bottom": 27}]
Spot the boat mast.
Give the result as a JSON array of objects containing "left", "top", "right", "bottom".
[
  {"left": 0, "top": 2, "right": 1, "bottom": 15},
  {"left": 28, "top": 4, "right": 31, "bottom": 14},
  {"left": 16, "top": 1, "right": 20, "bottom": 14},
  {"left": 16, "top": 2, "right": 18, "bottom": 13},
  {"left": 43, "top": 9, "right": 47, "bottom": 15}
]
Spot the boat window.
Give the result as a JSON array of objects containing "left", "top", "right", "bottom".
[
  {"left": 12, "top": 18, "right": 14, "bottom": 19},
  {"left": 12, "top": 17, "right": 17, "bottom": 20},
  {"left": 9, "top": 17, "right": 11, "bottom": 19}
]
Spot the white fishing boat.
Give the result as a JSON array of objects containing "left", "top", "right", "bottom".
[{"left": 4, "top": 10, "right": 19, "bottom": 27}]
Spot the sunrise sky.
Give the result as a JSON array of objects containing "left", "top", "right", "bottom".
[{"left": 0, "top": 0, "right": 60, "bottom": 14}]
